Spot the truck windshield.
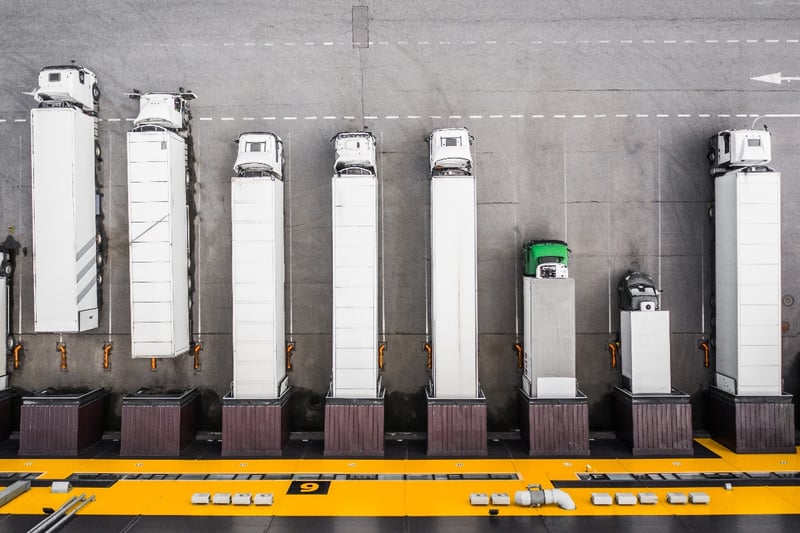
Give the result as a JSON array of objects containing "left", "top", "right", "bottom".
[
  {"left": 442, "top": 137, "right": 461, "bottom": 147},
  {"left": 246, "top": 141, "right": 266, "bottom": 152}
]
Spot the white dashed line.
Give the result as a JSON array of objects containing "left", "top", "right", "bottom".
[
  {"left": 663, "top": 40, "right": 676, "bottom": 44},
  {"left": 597, "top": 40, "right": 610, "bottom": 44},
  {"left": 765, "top": 39, "right": 780, "bottom": 43},
  {"left": 397, "top": 41, "right": 408, "bottom": 45},
  {"left": 439, "top": 41, "right": 450, "bottom": 45},
  {"left": 469, "top": 115, "right": 482, "bottom": 119},
  {"left": 554, "top": 114, "right": 566, "bottom": 118},
  {"left": 304, "top": 42, "right": 315, "bottom": 46},
  {"left": 764, "top": 113, "right": 800, "bottom": 118},
  {"left": 463, "top": 40, "right": 476, "bottom": 45},
  {"left": 304, "top": 116, "right": 317, "bottom": 120},
  {"left": 677, "top": 114, "right": 691, "bottom": 118},
  {"left": 578, "top": 40, "right": 590, "bottom": 44},
  {"left": 125, "top": 118, "right": 135, "bottom": 122},
  {"left": 620, "top": 40, "right": 633, "bottom": 43},
  {"left": 221, "top": 117, "right": 234, "bottom": 121},
  {"left": 323, "top": 116, "right": 337, "bottom": 120},
  {"left": 263, "top": 116, "right": 276, "bottom": 120},
  {"left": 323, "top": 42, "right": 333, "bottom": 46},
  {"left": 244, "top": 43, "right": 255, "bottom": 46},
  {"left": 418, "top": 41, "right": 429, "bottom": 45},
  {"left": 594, "top": 114, "right": 607, "bottom": 118},
  {"left": 510, "top": 114, "right": 524, "bottom": 118},
  {"left": 343, "top": 116, "right": 355, "bottom": 120},
  {"left": 364, "top": 116, "right": 378, "bottom": 120},
  {"left": 717, "top": 114, "right": 730, "bottom": 118},
  {"left": 449, "top": 115, "right": 462, "bottom": 119},
  {"left": 746, "top": 39, "right": 759, "bottom": 43},
  {"left": 531, "top": 114, "right": 544, "bottom": 118},
  {"left": 13, "top": 119, "right": 26, "bottom": 123},
  {"left": 657, "top": 114, "right": 669, "bottom": 118},
  {"left": 386, "top": 115, "right": 399, "bottom": 119},
  {"left": 788, "top": 39, "right": 799, "bottom": 43},
  {"left": 684, "top": 40, "right": 696, "bottom": 43},
  {"left": 242, "top": 117, "right": 254, "bottom": 121},
  {"left": 485, "top": 40, "right": 497, "bottom": 44},
  {"left": 726, "top": 40, "right": 739, "bottom": 43},
  {"left": 283, "top": 116, "right": 297, "bottom": 120},
  {"left": 199, "top": 117, "right": 213, "bottom": 121},
  {"left": 698, "top": 114, "right": 711, "bottom": 117},
  {"left": 429, "top": 115, "right": 442, "bottom": 119},
  {"left": 615, "top": 114, "right": 628, "bottom": 118},
  {"left": 705, "top": 39, "right": 719, "bottom": 43},
  {"left": 407, "top": 115, "right": 421, "bottom": 119},
  {"left": 223, "top": 42, "right": 235, "bottom": 46},
  {"left": 643, "top": 40, "right": 655, "bottom": 44},
  {"left": 636, "top": 114, "right": 649, "bottom": 118},
  {"left": 489, "top": 114, "right": 503, "bottom": 118},
  {"left": 107, "top": 118, "right": 121, "bottom": 122},
  {"left": 0, "top": 119, "right": 6, "bottom": 123},
  {"left": 264, "top": 42, "right": 274, "bottom": 46},
  {"left": 572, "top": 114, "right": 586, "bottom": 118},
  {"left": 285, "top": 42, "right": 296, "bottom": 46}
]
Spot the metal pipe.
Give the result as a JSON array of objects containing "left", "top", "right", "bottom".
[
  {"left": 102, "top": 343, "right": 112, "bottom": 371},
  {"left": 27, "top": 494, "right": 82, "bottom": 533},
  {"left": 607, "top": 341, "right": 619, "bottom": 369},
  {"left": 150, "top": 357, "right": 157, "bottom": 371},
  {"left": 699, "top": 340, "right": 710, "bottom": 368},
  {"left": 44, "top": 494, "right": 95, "bottom": 532},
  {"left": 193, "top": 343, "right": 202, "bottom": 370},
  {"left": 514, "top": 485, "right": 575, "bottom": 511},
  {"left": 286, "top": 342, "right": 295, "bottom": 372},
  {"left": 513, "top": 343, "right": 523, "bottom": 369},
  {"left": 378, "top": 342, "right": 386, "bottom": 370},
  {"left": 12, "top": 343, "right": 22, "bottom": 369},
  {"left": 424, "top": 343, "right": 432, "bottom": 370},
  {"left": 57, "top": 342, "right": 67, "bottom": 372}
]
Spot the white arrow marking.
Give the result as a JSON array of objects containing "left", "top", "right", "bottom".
[{"left": 751, "top": 72, "right": 800, "bottom": 85}]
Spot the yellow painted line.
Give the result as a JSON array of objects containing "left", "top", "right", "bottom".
[{"left": 0, "top": 441, "right": 798, "bottom": 517}]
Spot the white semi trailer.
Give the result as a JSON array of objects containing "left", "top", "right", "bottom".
[
  {"left": 428, "top": 128, "right": 478, "bottom": 398},
  {"left": 330, "top": 132, "right": 380, "bottom": 398},
  {"left": 231, "top": 132, "right": 288, "bottom": 398},
  {"left": 126, "top": 91, "right": 196, "bottom": 358},
  {"left": 714, "top": 160, "right": 782, "bottom": 396},
  {"left": 30, "top": 65, "right": 101, "bottom": 332}
]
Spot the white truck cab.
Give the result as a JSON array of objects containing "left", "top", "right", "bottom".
[
  {"left": 129, "top": 91, "right": 196, "bottom": 131},
  {"left": 333, "top": 132, "right": 376, "bottom": 175},
  {"left": 33, "top": 65, "right": 99, "bottom": 113},
  {"left": 428, "top": 127, "right": 473, "bottom": 175},
  {"left": 709, "top": 128, "right": 771, "bottom": 176},
  {"left": 234, "top": 132, "right": 284, "bottom": 178}
]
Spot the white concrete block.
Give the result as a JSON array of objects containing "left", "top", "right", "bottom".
[
  {"left": 50, "top": 481, "right": 71, "bottom": 494},
  {"left": 637, "top": 492, "right": 658, "bottom": 504},
  {"left": 667, "top": 492, "right": 688, "bottom": 504},
  {"left": 232, "top": 492, "right": 252, "bottom": 505},
  {"left": 212, "top": 493, "right": 231, "bottom": 505},
  {"left": 491, "top": 493, "right": 511, "bottom": 506},
  {"left": 254, "top": 493, "right": 273, "bottom": 506},
  {"left": 689, "top": 492, "right": 710, "bottom": 504},
  {"left": 615, "top": 492, "right": 637, "bottom": 505},
  {"left": 591, "top": 492, "right": 612, "bottom": 505},
  {"left": 191, "top": 493, "right": 210, "bottom": 505},
  {"left": 470, "top": 493, "right": 489, "bottom": 506}
]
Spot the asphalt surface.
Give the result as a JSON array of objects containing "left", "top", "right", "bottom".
[{"left": 1, "top": 1, "right": 800, "bottom": 433}]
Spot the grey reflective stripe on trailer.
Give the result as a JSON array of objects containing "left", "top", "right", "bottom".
[
  {"left": 75, "top": 256, "right": 95, "bottom": 285},
  {"left": 76, "top": 274, "right": 95, "bottom": 305},
  {"left": 75, "top": 235, "right": 95, "bottom": 262}
]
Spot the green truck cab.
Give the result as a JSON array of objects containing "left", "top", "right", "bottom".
[{"left": 523, "top": 240, "right": 569, "bottom": 279}]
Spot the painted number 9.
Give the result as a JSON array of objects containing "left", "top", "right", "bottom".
[{"left": 300, "top": 482, "right": 319, "bottom": 493}]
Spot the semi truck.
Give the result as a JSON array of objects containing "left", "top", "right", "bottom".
[
  {"left": 708, "top": 128, "right": 782, "bottom": 396},
  {"left": 0, "top": 246, "right": 12, "bottom": 389},
  {"left": 231, "top": 132, "right": 288, "bottom": 398},
  {"left": 428, "top": 127, "right": 478, "bottom": 398},
  {"left": 330, "top": 132, "right": 380, "bottom": 398},
  {"left": 617, "top": 271, "right": 671, "bottom": 394},
  {"left": 521, "top": 240, "right": 576, "bottom": 398},
  {"left": 126, "top": 90, "right": 196, "bottom": 358},
  {"left": 30, "top": 65, "right": 101, "bottom": 333}
]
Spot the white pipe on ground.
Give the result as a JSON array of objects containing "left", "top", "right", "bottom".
[{"left": 514, "top": 487, "right": 576, "bottom": 511}]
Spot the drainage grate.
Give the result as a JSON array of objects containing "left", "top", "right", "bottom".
[{"left": 554, "top": 471, "right": 800, "bottom": 488}]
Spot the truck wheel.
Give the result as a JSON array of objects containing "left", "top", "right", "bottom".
[
  {"left": 96, "top": 251, "right": 104, "bottom": 267},
  {"left": 6, "top": 334, "right": 14, "bottom": 351},
  {"left": 96, "top": 273, "right": 103, "bottom": 287},
  {"left": 96, "top": 231, "right": 103, "bottom": 246},
  {"left": 1, "top": 261, "right": 12, "bottom": 277},
  {"left": 95, "top": 141, "right": 102, "bottom": 160},
  {"left": 92, "top": 83, "right": 100, "bottom": 102}
]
